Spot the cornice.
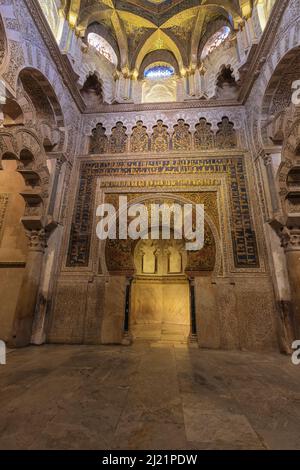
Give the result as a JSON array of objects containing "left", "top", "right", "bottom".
[
  {"left": 25, "top": 0, "right": 86, "bottom": 112},
  {"left": 83, "top": 99, "right": 242, "bottom": 114},
  {"left": 238, "top": 0, "right": 290, "bottom": 103}
]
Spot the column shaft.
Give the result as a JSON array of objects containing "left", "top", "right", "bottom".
[{"left": 11, "top": 230, "right": 46, "bottom": 347}]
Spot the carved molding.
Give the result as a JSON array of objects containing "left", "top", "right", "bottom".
[{"left": 281, "top": 227, "right": 300, "bottom": 251}]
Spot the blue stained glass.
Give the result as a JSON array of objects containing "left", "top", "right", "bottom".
[{"left": 144, "top": 65, "right": 175, "bottom": 79}]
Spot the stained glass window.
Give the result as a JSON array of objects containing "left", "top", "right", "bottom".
[
  {"left": 87, "top": 33, "right": 118, "bottom": 66},
  {"left": 201, "top": 26, "right": 231, "bottom": 60},
  {"left": 144, "top": 63, "right": 175, "bottom": 80}
]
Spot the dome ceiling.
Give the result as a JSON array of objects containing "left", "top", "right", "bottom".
[{"left": 65, "top": 1, "right": 253, "bottom": 73}]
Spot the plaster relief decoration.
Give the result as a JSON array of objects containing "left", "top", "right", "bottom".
[
  {"left": 109, "top": 121, "right": 128, "bottom": 154},
  {"left": 90, "top": 123, "right": 108, "bottom": 154},
  {"left": 130, "top": 121, "right": 149, "bottom": 153},
  {"left": 151, "top": 120, "right": 169, "bottom": 153},
  {"left": 172, "top": 119, "right": 191, "bottom": 151},
  {"left": 216, "top": 117, "right": 237, "bottom": 148},
  {"left": 194, "top": 118, "right": 215, "bottom": 150}
]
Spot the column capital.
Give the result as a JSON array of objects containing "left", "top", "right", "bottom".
[
  {"left": 263, "top": 154, "right": 272, "bottom": 167},
  {"left": 55, "top": 154, "right": 66, "bottom": 172},
  {"left": 257, "top": 148, "right": 272, "bottom": 166},
  {"left": 26, "top": 229, "right": 48, "bottom": 253},
  {"left": 281, "top": 227, "right": 300, "bottom": 252}
]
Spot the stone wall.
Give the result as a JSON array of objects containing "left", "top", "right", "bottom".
[{"left": 195, "top": 277, "right": 278, "bottom": 351}]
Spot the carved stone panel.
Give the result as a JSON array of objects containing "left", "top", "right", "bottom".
[
  {"left": 151, "top": 120, "right": 169, "bottom": 153},
  {"left": 216, "top": 117, "right": 237, "bottom": 148},
  {"left": 130, "top": 121, "right": 149, "bottom": 153},
  {"left": 194, "top": 118, "right": 215, "bottom": 150},
  {"left": 172, "top": 119, "right": 191, "bottom": 151},
  {"left": 109, "top": 122, "right": 128, "bottom": 154},
  {"left": 89, "top": 123, "right": 108, "bottom": 154}
]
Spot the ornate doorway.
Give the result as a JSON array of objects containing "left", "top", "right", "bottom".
[{"left": 130, "top": 237, "right": 190, "bottom": 342}]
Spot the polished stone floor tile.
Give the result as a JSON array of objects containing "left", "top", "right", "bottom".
[{"left": 0, "top": 342, "right": 299, "bottom": 450}]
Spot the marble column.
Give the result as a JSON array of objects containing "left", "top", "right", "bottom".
[
  {"left": 31, "top": 156, "right": 65, "bottom": 345},
  {"left": 189, "top": 278, "right": 198, "bottom": 344},
  {"left": 122, "top": 277, "right": 133, "bottom": 346},
  {"left": 263, "top": 153, "right": 280, "bottom": 213},
  {"left": 281, "top": 227, "right": 300, "bottom": 337},
  {"left": 47, "top": 155, "right": 65, "bottom": 216},
  {"left": 10, "top": 229, "right": 47, "bottom": 347}
]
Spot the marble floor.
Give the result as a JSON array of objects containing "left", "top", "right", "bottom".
[{"left": 0, "top": 341, "right": 300, "bottom": 450}]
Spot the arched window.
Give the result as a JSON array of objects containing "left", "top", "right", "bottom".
[
  {"left": 201, "top": 26, "right": 231, "bottom": 60},
  {"left": 144, "top": 62, "right": 175, "bottom": 80},
  {"left": 87, "top": 33, "right": 118, "bottom": 66}
]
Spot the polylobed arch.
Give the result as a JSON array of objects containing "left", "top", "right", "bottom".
[
  {"left": 0, "top": 128, "right": 48, "bottom": 172},
  {"left": 1, "top": 151, "right": 19, "bottom": 168},
  {"left": 80, "top": 72, "right": 104, "bottom": 109},
  {"left": 0, "top": 136, "right": 50, "bottom": 223},
  {"left": 276, "top": 106, "right": 300, "bottom": 220}
]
